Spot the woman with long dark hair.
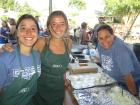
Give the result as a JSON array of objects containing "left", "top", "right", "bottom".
[{"left": 0, "top": 14, "right": 41, "bottom": 105}]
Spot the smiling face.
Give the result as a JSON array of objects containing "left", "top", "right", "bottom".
[
  {"left": 47, "top": 11, "right": 69, "bottom": 39},
  {"left": 17, "top": 19, "right": 38, "bottom": 48},
  {"left": 97, "top": 29, "right": 115, "bottom": 49},
  {"left": 49, "top": 16, "right": 67, "bottom": 39}
]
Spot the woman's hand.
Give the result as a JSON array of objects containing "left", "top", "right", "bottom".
[
  {"left": 64, "top": 79, "right": 71, "bottom": 88},
  {"left": 1, "top": 43, "right": 13, "bottom": 52},
  {"left": 64, "top": 71, "right": 73, "bottom": 90}
]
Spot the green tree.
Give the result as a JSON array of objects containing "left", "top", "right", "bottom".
[
  {"left": 68, "top": 0, "right": 86, "bottom": 25},
  {"left": 104, "top": 0, "right": 140, "bottom": 38},
  {"left": 17, "top": 2, "right": 40, "bottom": 17},
  {"left": 0, "top": 0, "right": 19, "bottom": 11},
  {"left": 0, "top": 0, "right": 40, "bottom": 19},
  {"left": 68, "top": 0, "right": 86, "bottom": 10}
]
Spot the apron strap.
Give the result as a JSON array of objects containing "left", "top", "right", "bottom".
[
  {"left": 63, "top": 38, "right": 70, "bottom": 54},
  {"left": 46, "top": 37, "right": 69, "bottom": 54}
]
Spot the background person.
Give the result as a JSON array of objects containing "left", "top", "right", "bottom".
[
  {"left": 79, "top": 22, "right": 89, "bottom": 45},
  {"left": 0, "top": 20, "right": 9, "bottom": 48},
  {"left": 91, "top": 17, "right": 105, "bottom": 48},
  {"left": 8, "top": 18, "right": 17, "bottom": 44},
  {"left": 35, "top": 16, "right": 44, "bottom": 37}
]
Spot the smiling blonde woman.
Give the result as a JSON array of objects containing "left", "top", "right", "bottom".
[{"left": 32, "top": 10, "right": 72, "bottom": 105}]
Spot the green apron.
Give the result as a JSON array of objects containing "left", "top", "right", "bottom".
[
  {"left": 0, "top": 48, "right": 39, "bottom": 105},
  {"left": 33, "top": 39, "right": 69, "bottom": 105}
]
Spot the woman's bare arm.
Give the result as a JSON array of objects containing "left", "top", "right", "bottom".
[
  {"left": 1, "top": 37, "right": 47, "bottom": 53},
  {"left": 33, "top": 37, "right": 47, "bottom": 53},
  {"left": 123, "top": 73, "right": 137, "bottom": 96},
  {"left": 68, "top": 38, "right": 73, "bottom": 50},
  {"left": 64, "top": 37, "right": 72, "bottom": 51}
]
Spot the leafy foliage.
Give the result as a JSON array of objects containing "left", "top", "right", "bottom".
[
  {"left": 104, "top": 0, "right": 140, "bottom": 36},
  {"left": 17, "top": 2, "right": 40, "bottom": 17},
  {"left": 0, "top": 0, "right": 16, "bottom": 10},
  {"left": 0, "top": 0, "right": 40, "bottom": 18},
  {"left": 104, "top": 0, "right": 140, "bottom": 16},
  {"left": 68, "top": 0, "right": 86, "bottom": 10}
]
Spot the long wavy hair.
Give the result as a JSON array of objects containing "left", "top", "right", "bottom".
[{"left": 47, "top": 10, "right": 69, "bottom": 37}]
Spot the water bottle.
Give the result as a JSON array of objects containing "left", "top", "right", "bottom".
[
  {"left": 89, "top": 49, "right": 96, "bottom": 57},
  {"left": 75, "top": 57, "right": 79, "bottom": 67}
]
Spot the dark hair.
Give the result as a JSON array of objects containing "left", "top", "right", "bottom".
[
  {"left": 96, "top": 24, "right": 113, "bottom": 36},
  {"left": 35, "top": 16, "right": 39, "bottom": 18},
  {"left": 9, "top": 18, "right": 16, "bottom": 25},
  {"left": 2, "top": 20, "right": 9, "bottom": 28},
  {"left": 81, "top": 22, "right": 87, "bottom": 29},
  {"left": 47, "top": 10, "right": 69, "bottom": 35},
  {"left": 16, "top": 14, "right": 39, "bottom": 33}
]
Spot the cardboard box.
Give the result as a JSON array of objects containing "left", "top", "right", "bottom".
[{"left": 69, "top": 63, "right": 98, "bottom": 74}]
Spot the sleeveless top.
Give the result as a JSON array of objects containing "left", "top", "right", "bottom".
[{"left": 33, "top": 38, "right": 70, "bottom": 105}]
